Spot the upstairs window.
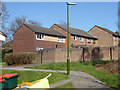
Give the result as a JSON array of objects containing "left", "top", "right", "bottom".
[
  {"left": 58, "top": 37, "right": 64, "bottom": 42},
  {"left": 54, "top": 28, "right": 57, "bottom": 30},
  {"left": 93, "top": 40, "right": 95, "bottom": 44},
  {"left": 114, "top": 37, "right": 117, "bottom": 41},
  {"left": 88, "top": 39, "right": 91, "bottom": 43},
  {"left": 74, "top": 36, "right": 77, "bottom": 41},
  {"left": 36, "top": 33, "right": 44, "bottom": 40},
  {"left": 80, "top": 37, "right": 83, "bottom": 42}
]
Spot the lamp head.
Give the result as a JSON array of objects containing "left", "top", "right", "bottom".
[{"left": 67, "top": 2, "right": 76, "bottom": 5}]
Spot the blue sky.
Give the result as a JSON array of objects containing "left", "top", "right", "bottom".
[{"left": 5, "top": 2, "right": 118, "bottom": 32}]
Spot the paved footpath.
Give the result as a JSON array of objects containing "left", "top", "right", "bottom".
[{"left": 1, "top": 66, "right": 113, "bottom": 89}]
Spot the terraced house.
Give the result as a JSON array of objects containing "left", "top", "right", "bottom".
[
  {"left": 88, "top": 25, "right": 120, "bottom": 47},
  {"left": 13, "top": 24, "right": 66, "bottom": 53},
  {"left": 13, "top": 23, "right": 99, "bottom": 53},
  {"left": 50, "top": 24, "right": 98, "bottom": 48}
]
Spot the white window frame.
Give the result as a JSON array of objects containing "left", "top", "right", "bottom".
[
  {"left": 36, "top": 33, "right": 44, "bottom": 40},
  {"left": 74, "top": 36, "right": 77, "bottom": 41},
  {"left": 88, "top": 39, "right": 91, "bottom": 43},
  {"left": 58, "top": 37, "right": 64, "bottom": 43},
  {"left": 36, "top": 47, "right": 43, "bottom": 51},
  {"left": 80, "top": 37, "right": 83, "bottom": 42}
]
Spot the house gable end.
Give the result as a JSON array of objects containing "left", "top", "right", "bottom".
[{"left": 50, "top": 24, "right": 67, "bottom": 36}]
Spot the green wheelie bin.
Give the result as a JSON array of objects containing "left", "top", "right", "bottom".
[
  {"left": 0, "top": 74, "right": 19, "bottom": 90},
  {"left": 0, "top": 76, "right": 6, "bottom": 90}
]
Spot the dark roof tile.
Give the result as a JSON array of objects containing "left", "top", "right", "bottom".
[
  {"left": 24, "top": 24, "right": 66, "bottom": 38},
  {"left": 54, "top": 24, "right": 98, "bottom": 39}
]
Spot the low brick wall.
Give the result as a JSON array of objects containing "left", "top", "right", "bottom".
[{"left": 35, "top": 46, "right": 119, "bottom": 63}]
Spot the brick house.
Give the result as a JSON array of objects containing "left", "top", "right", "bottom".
[
  {"left": 13, "top": 24, "right": 66, "bottom": 53},
  {"left": 50, "top": 24, "right": 98, "bottom": 48},
  {"left": 88, "top": 25, "right": 120, "bottom": 47}
]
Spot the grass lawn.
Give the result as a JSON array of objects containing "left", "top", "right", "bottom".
[
  {"left": 0, "top": 69, "right": 68, "bottom": 84},
  {"left": 25, "top": 61, "right": 119, "bottom": 89},
  {"left": 0, "top": 62, "right": 6, "bottom": 65}
]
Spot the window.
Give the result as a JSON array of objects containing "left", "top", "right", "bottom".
[
  {"left": 54, "top": 28, "right": 57, "bottom": 30},
  {"left": 114, "top": 37, "right": 117, "bottom": 41},
  {"left": 88, "top": 39, "right": 91, "bottom": 43},
  {"left": 80, "top": 37, "right": 83, "bottom": 42},
  {"left": 36, "top": 47, "right": 43, "bottom": 51},
  {"left": 56, "top": 44, "right": 58, "bottom": 48},
  {"left": 93, "top": 40, "right": 95, "bottom": 44},
  {"left": 74, "top": 36, "right": 77, "bottom": 41},
  {"left": 58, "top": 37, "right": 64, "bottom": 42},
  {"left": 36, "top": 33, "right": 44, "bottom": 40}
]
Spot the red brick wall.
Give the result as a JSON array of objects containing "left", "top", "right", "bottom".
[
  {"left": 13, "top": 25, "right": 66, "bottom": 53},
  {"left": 35, "top": 47, "right": 119, "bottom": 63},
  {"left": 13, "top": 25, "right": 36, "bottom": 53}
]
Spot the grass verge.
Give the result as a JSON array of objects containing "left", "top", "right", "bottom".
[
  {"left": 0, "top": 69, "right": 68, "bottom": 84},
  {"left": 25, "top": 61, "right": 119, "bottom": 89}
]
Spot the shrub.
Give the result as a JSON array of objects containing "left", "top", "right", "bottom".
[
  {"left": 4, "top": 52, "right": 36, "bottom": 65},
  {"left": 2, "top": 49, "right": 13, "bottom": 62}
]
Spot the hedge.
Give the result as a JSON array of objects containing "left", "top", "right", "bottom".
[
  {"left": 1, "top": 49, "right": 13, "bottom": 62},
  {"left": 4, "top": 52, "right": 36, "bottom": 65}
]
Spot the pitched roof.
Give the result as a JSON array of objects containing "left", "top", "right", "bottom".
[
  {"left": 0, "top": 30, "right": 7, "bottom": 37},
  {"left": 94, "top": 25, "right": 120, "bottom": 37},
  {"left": 54, "top": 24, "right": 98, "bottom": 39},
  {"left": 24, "top": 24, "right": 66, "bottom": 38}
]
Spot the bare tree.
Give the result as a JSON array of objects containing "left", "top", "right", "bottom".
[
  {"left": 9, "top": 16, "right": 42, "bottom": 35},
  {"left": 0, "top": 1, "right": 9, "bottom": 31},
  {"left": 0, "top": 1, "right": 10, "bottom": 42},
  {"left": 27, "top": 20, "right": 42, "bottom": 27}
]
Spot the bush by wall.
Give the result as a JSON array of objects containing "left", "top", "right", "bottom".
[
  {"left": 2, "top": 49, "right": 13, "bottom": 62},
  {"left": 4, "top": 52, "right": 36, "bottom": 65}
]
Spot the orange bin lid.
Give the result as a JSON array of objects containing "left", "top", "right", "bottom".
[
  {"left": 0, "top": 76, "right": 5, "bottom": 81},
  {"left": 3, "top": 74, "right": 18, "bottom": 78},
  {"left": 0, "top": 76, "right": 3, "bottom": 79},
  {"left": 0, "top": 78, "right": 5, "bottom": 81}
]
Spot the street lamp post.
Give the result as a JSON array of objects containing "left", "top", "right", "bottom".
[
  {"left": 66, "top": 2, "right": 76, "bottom": 75},
  {"left": 0, "top": 12, "right": 2, "bottom": 16}
]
